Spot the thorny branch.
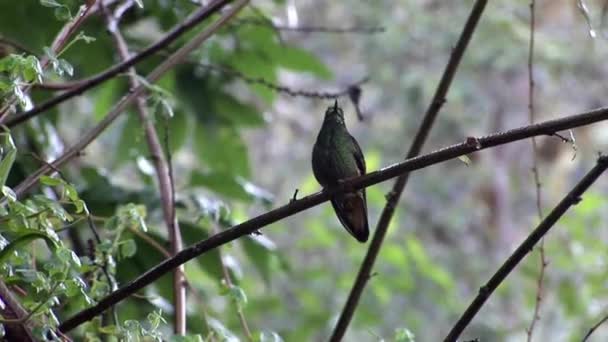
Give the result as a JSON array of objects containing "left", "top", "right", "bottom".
[{"left": 57, "top": 104, "right": 608, "bottom": 333}]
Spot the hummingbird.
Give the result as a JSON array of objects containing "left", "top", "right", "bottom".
[{"left": 312, "top": 100, "right": 369, "bottom": 242}]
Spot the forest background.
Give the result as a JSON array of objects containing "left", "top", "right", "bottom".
[{"left": 1, "top": 0, "right": 608, "bottom": 341}]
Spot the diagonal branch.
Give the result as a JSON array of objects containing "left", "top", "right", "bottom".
[
  {"left": 443, "top": 155, "right": 608, "bottom": 342},
  {"left": 11, "top": 0, "right": 249, "bottom": 199},
  {"left": 582, "top": 312, "right": 608, "bottom": 342},
  {"left": 2, "top": 0, "right": 234, "bottom": 127},
  {"left": 330, "top": 1, "right": 488, "bottom": 340},
  {"left": 57, "top": 104, "right": 608, "bottom": 333},
  {"left": 0, "top": 281, "right": 36, "bottom": 341},
  {"left": 99, "top": 0, "right": 186, "bottom": 334}
]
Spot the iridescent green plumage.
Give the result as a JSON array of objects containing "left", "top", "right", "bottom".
[{"left": 312, "top": 100, "right": 369, "bottom": 242}]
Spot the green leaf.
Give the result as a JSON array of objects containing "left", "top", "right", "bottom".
[
  {"left": 58, "top": 58, "right": 73, "bottom": 76},
  {"left": 180, "top": 221, "right": 233, "bottom": 283},
  {"left": 0, "top": 232, "right": 58, "bottom": 264},
  {"left": 457, "top": 155, "right": 471, "bottom": 166},
  {"left": 259, "top": 331, "right": 284, "bottom": 342},
  {"left": 194, "top": 125, "right": 250, "bottom": 178},
  {"left": 2, "top": 186, "right": 16, "bottom": 202},
  {"left": 241, "top": 235, "right": 276, "bottom": 285},
  {"left": 226, "top": 285, "right": 247, "bottom": 307},
  {"left": 23, "top": 55, "right": 43, "bottom": 83},
  {"left": 54, "top": 6, "right": 72, "bottom": 21},
  {"left": 213, "top": 92, "right": 265, "bottom": 127},
  {"left": 394, "top": 327, "right": 416, "bottom": 342},
  {"left": 120, "top": 239, "right": 137, "bottom": 258},
  {"left": 271, "top": 46, "right": 333, "bottom": 79},
  {"left": 190, "top": 171, "right": 253, "bottom": 202},
  {"left": 57, "top": 246, "right": 81, "bottom": 267},
  {"left": 225, "top": 52, "right": 277, "bottom": 103},
  {"left": 0, "top": 132, "right": 16, "bottom": 188},
  {"left": 40, "top": 175, "right": 62, "bottom": 186}
]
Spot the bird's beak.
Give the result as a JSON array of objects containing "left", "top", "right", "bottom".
[{"left": 333, "top": 99, "right": 338, "bottom": 111}]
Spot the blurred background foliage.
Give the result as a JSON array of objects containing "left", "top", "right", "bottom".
[{"left": 1, "top": 0, "right": 608, "bottom": 341}]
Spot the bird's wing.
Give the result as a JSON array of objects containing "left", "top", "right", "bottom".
[{"left": 349, "top": 133, "right": 366, "bottom": 175}]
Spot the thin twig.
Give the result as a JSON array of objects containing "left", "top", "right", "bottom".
[
  {"left": 32, "top": 80, "right": 90, "bottom": 91},
  {"left": 100, "top": 0, "right": 186, "bottom": 333},
  {"left": 329, "top": 1, "right": 488, "bottom": 340},
  {"left": 57, "top": 104, "right": 608, "bottom": 333},
  {"left": 582, "top": 312, "right": 608, "bottom": 341},
  {"left": 212, "top": 225, "right": 253, "bottom": 341},
  {"left": 444, "top": 155, "right": 608, "bottom": 341},
  {"left": 3, "top": 0, "right": 234, "bottom": 127},
  {"left": 231, "top": 18, "right": 385, "bottom": 34},
  {"left": 526, "top": 1, "right": 547, "bottom": 340},
  {"left": 197, "top": 62, "right": 369, "bottom": 99},
  {"left": 12, "top": 0, "right": 248, "bottom": 199},
  {"left": 0, "top": 281, "right": 36, "bottom": 341}
]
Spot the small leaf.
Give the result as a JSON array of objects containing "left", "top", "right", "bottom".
[
  {"left": 24, "top": 56, "right": 43, "bottom": 83},
  {"left": 259, "top": 331, "right": 284, "bottom": 342},
  {"left": 225, "top": 285, "right": 247, "bottom": 307},
  {"left": 0, "top": 132, "right": 17, "bottom": 188},
  {"left": 120, "top": 239, "right": 137, "bottom": 258},
  {"left": 12, "top": 84, "right": 26, "bottom": 107},
  {"left": 40, "top": 175, "right": 62, "bottom": 186},
  {"left": 54, "top": 6, "right": 72, "bottom": 21},
  {"left": 58, "top": 59, "right": 73, "bottom": 77},
  {"left": 394, "top": 327, "right": 416, "bottom": 342},
  {"left": 457, "top": 155, "right": 472, "bottom": 166},
  {"left": 2, "top": 186, "right": 16, "bottom": 202}
]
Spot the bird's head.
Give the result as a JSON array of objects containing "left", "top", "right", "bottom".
[{"left": 324, "top": 99, "right": 345, "bottom": 124}]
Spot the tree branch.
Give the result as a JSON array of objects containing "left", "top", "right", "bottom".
[
  {"left": 330, "top": 1, "right": 488, "bottom": 340},
  {"left": 100, "top": 0, "right": 186, "bottom": 334},
  {"left": 0, "top": 281, "right": 36, "bottom": 341},
  {"left": 2, "top": 0, "right": 234, "bottom": 127},
  {"left": 526, "top": 1, "right": 547, "bottom": 340},
  {"left": 57, "top": 104, "right": 608, "bottom": 333},
  {"left": 582, "top": 312, "right": 608, "bottom": 342},
  {"left": 444, "top": 155, "right": 608, "bottom": 342},
  {"left": 11, "top": 0, "right": 248, "bottom": 199},
  {"left": 231, "top": 18, "right": 385, "bottom": 34}
]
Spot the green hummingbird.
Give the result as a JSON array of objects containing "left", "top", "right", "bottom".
[{"left": 312, "top": 100, "right": 369, "bottom": 242}]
